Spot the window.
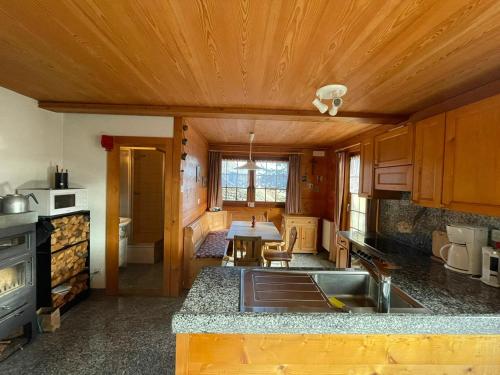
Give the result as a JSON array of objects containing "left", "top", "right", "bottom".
[
  {"left": 255, "top": 161, "right": 288, "bottom": 203},
  {"left": 221, "top": 159, "right": 288, "bottom": 204},
  {"left": 221, "top": 159, "right": 248, "bottom": 201},
  {"left": 349, "top": 154, "right": 367, "bottom": 232}
]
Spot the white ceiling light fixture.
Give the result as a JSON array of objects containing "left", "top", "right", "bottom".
[
  {"left": 312, "top": 84, "right": 347, "bottom": 116},
  {"left": 236, "top": 132, "right": 262, "bottom": 170}
]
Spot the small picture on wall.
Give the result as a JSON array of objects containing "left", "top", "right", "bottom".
[{"left": 196, "top": 165, "right": 200, "bottom": 182}]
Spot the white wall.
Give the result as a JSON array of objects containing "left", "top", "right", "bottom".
[
  {"left": 0, "top": 87, "right": 63, "bottom": 194},
  {"left": 62, "top": 114, "right": 173, "bottom": 288}
]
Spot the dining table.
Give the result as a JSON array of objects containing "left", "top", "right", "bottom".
[{"left": 226, "top": 221, "right": 282, "bottom": 242}]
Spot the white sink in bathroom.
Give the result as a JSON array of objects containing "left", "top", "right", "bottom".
[
  {"left": 119, "top": 217, "right": 132, "bottom": 226},
  {"left": 119, "top": 217, "right": 132, "bottom": 268}
]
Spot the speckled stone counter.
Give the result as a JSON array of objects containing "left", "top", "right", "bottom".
[{"left": 172, "top": 236, "right": 500, "bottom": 335}]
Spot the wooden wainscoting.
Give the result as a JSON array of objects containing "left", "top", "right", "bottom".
[{"left": 176, "top": 333, "right": 500, "bottom": 374}]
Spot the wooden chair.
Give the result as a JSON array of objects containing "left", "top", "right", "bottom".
[
  {"left": 233, "top": 235, "right": 263, "bottom": 266},
  {"left": 264, "top": 225, "right": 285, "bottom": 251},
  {"left": 262, "top": 227, "right": 297, "bottom": 268}
]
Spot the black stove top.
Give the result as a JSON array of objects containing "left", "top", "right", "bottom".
[{"left": 362, "top": 236, "right": 402, "bottom": 254}]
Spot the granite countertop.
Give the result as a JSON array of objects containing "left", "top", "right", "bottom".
[{"left": 172, "top": 233, "right": 500, "bottom": 335}]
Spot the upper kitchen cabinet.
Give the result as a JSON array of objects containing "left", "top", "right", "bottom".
[
  {"left": 442, "top": 94, "right": 500, "bottom": 217},
  {"left": 412, "top": 114, "right": 446, "bottom": 208},
  {"left": 374, "top": 124, "right": 414, "bottom": 168},
  {"left": 359, "top": 137, "right": 374, "bottom": 198},
  {"left": 373, "top": 124, "right": 414, "bottom": 192}
]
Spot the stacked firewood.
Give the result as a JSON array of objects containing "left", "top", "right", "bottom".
[
  {"left": 51, "top": 242, "right": 88, "bottom": 287},
  {"left": 50, "top": 214, "right": 90, "bottom": 252},
  {"left": 52, "top": 273, "right": 89, "bottom": 308}
]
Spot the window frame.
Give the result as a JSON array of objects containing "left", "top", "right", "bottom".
[
  {"left": 221, "top": 157, "right": 289, "bottom": 207},
  {"left": 220, "top": 159, "right": 250, "bottom": 203},
  {"left": 347, "top": 153, "right": 367, "bottom": 233}
]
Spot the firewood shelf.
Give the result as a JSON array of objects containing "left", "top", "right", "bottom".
[{"left": 36, "top": 211, "right": 91, "bottom": 314}]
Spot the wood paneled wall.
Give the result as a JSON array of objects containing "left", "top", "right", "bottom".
[
  {"left": 182, "top": 126, "right": 208, "bottom": 227},
  {"left": 176, "top": 333, "right": 500, "bottom": 374},
  {"left": 217, "top": 145, "right": 333, "bottom": 225}
]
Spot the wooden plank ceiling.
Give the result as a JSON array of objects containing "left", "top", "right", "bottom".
[
  {"left": 186, "top": 118, "right": 380, "bottom": 146},
  {"left": 0, "top": 0, "right": 499, "bottom": 144}
]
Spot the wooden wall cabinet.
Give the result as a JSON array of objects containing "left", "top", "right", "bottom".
[
  {"left": 374, "top": 165, "right": 413, "bottom": 191},
  {"left": 442, "top": 94, "right": 500, "bottom": 216},
  {"left": 374, "top": 124, "right": 414, "bottom": 168},
  {"left": 282, "top": 215, "right": 319, "bottom": 254},
  {"left": 412, "top": 113, "right": 446, "bottom": 208},
  {"left": 372, "top": 124, "right": 414, "bottom": 192},
  {"left": 359, "top": 137, "right": 374, "bottom": 198}
]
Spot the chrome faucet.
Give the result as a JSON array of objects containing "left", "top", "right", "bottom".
[
  {"left": 355, "top": 256, "right": 392, "bottom": 313},
  {"left": 376, "top": 272, "right": 391, "bottom": 313}
]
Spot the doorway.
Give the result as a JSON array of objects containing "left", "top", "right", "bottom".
[
  {"left": 118, "top": 147, "right": 165, "bottom": 293},
  {"left": 104, "top": 136, "right": 174, "bottom": 297}
]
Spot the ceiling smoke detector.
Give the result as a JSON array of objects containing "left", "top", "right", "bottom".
[{"left": 312, "top": 84, "right": 347, "bottom": 116}]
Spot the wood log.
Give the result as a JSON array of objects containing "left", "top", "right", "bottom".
[
  {"left": 50, "top": 214, "right": 90, "bottom": 252},
  {"left": 51, "top": 242, "right": 88, "bottom": 287},
  {"left": 51, "top": 273, "right": 89, "bottom": 308}
]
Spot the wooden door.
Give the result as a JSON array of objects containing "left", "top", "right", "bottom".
[
  {"left": 442, "top": 94, "right": 500, "bottom": 216},
  {"left": 300, "top": 225, "right": 317, "bottom": 252},
  {"left": 132, "top": 149, "right": 165, "bottom": 243},
  {"left": 374, "top": 124, "right": 414, "bottom": 167},
  {"left": 412, "top": 114, "right": 446, "bottom": 208},
  {"left": 359, "top": 137, "right": 374, "bottom": 197}
]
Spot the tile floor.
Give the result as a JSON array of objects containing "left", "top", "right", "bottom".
[
  {"left": 119, "top": 262, "right": 164, "bottom": 290},
  {"left": 0, "top": 292, "right": 185, "bottom": 375},
  {"left": 0, "top": 253, "right": 334, "bottom": 375}
]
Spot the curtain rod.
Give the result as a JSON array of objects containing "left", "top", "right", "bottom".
[{"left": 209, "top": 149, "right": 304, "bottom": 155}]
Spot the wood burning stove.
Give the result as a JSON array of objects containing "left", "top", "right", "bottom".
[{"left": 0, "top": 223, "right": 37, "bottom": 341}]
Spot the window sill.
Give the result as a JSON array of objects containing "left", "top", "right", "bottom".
[{"left": 222, "top": 201, "right": 285, "bottom": 209}]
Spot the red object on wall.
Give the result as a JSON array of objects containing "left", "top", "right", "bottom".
[{"left": 101, "top": 135, "right": 114, "bottom": 151}]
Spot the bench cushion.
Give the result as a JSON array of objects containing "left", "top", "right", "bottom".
[{"left": 196, "top": 230, "right": 229, "bottom": 259}]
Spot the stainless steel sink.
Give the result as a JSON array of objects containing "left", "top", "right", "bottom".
[
  {"left": 312, "top": 270, "right": 429, "bottom": 313},
  {"left": 240, "top": 269, "right": 429, "bottom": 314}
]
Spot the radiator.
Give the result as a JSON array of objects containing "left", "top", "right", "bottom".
[{"left": 322, "top": 219, "right": 335, "bottom": 252}]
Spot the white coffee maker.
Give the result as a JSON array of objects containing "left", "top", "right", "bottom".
[
  {"left": 440, "top": 224, "right": 488, "bottom": 275},
  {"left": 481, "top": 229, "right": 500, "bottom": 287}
]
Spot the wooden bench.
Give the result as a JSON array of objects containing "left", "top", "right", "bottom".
[{"left": 183, "top": 211, "right": 229, "bottom": 288}]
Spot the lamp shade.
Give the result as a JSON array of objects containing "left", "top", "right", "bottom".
[{"left": 236, "top": 160, "right": 261, "bottom": 170}]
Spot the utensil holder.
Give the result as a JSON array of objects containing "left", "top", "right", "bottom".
[{"left": 55, "top": 172, "right": 68, "bottom": 189}]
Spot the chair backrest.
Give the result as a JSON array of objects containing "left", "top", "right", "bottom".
[
  {"left": 233, "top": 235, "right": 262, "bottom": 266},
  {"left": 286, "top": 227, "right": 298, "bottom": 255}
]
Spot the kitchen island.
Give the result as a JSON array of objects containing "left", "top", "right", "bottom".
[{"left": 173, "top": 241, "right": 500, "bottom": 374}]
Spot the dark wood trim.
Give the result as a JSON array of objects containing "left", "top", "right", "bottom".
[{"left": 38, "top": 101, "right": 407, "bottom": 124}]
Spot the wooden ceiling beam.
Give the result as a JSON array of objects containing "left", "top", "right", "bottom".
[{"left": 38, "top": 101, "right": 407, "bottom": 124}]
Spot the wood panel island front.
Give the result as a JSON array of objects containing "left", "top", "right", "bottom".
[{"left": 173, "top": 265, "right": 500, "bottom": 374}]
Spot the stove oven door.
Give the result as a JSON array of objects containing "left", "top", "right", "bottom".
[{"left": 0, "top": 254, "right": 34, "bottom": 318}]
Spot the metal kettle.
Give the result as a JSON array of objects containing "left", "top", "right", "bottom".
[{"left": 0, "top": 193, "right": 39, "bottom": 214}]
